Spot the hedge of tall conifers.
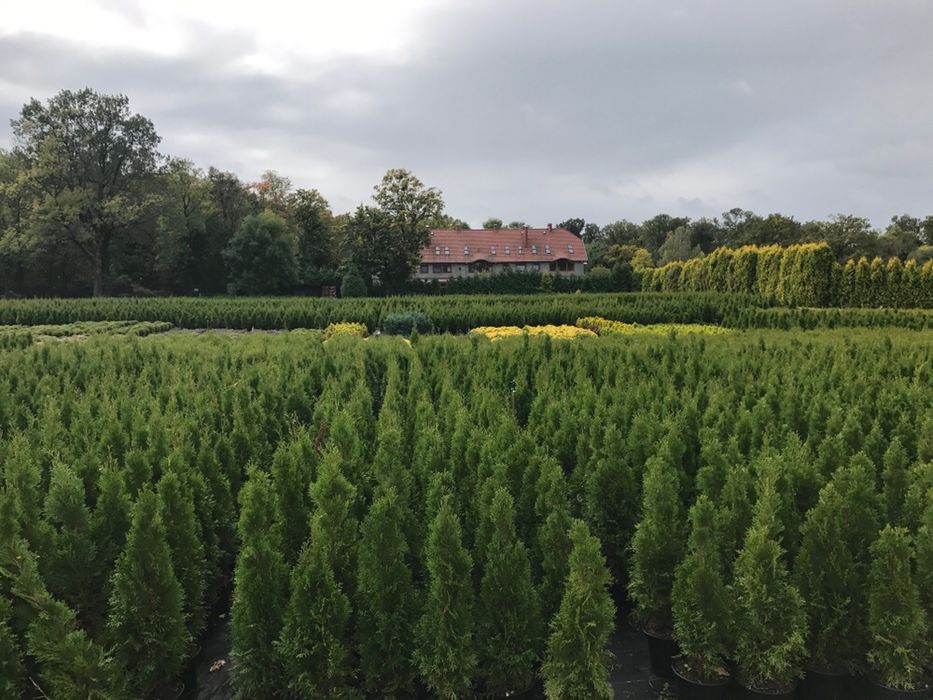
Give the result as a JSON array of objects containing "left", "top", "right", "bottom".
[
  {"left": 643, "top": 242, "right": 933, "bottom": 308},
  {"left": 0, "top": 327, "right": 931, "bottom": 696}
]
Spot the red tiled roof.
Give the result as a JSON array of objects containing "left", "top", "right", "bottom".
[{"left": 422, "top": 228, "right": 588, "bottom": 264}]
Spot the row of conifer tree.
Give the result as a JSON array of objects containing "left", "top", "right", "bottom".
[{"left": 0, "top": 326, "right": 930, "bottom": 697}]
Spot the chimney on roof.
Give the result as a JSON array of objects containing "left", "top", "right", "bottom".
[
  {"left": 522, "top": 225, "right": 529, "bottom": 248},
  {"left": 547, "top": 223, "right": 552, "bottom": 233}
]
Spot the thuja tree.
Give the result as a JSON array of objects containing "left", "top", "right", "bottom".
[
  {"left": 415, "top": 496, "right": 476, "bottom": 699},
  {"left": 477, "top": 487, "right": 542, "bottom": 696},
  {"left": 917, "top": 501, "right": 933, "bottom": 616},
  {"left": 535, "top": 456, "right": 573, "bottom": 622},
  {"left": 231, "top": 469, "right": 289, "bottom": 699},
  {"left": 794, "top": 453, "right": 881, "bottom": 673},
  {"left": 0, "top": 597, "right": 24, "bottom": 696},
  {"left": 309, "top": 448, "right": 359, "bottom": 601},
  {"left": 356, "top": 487, "right": 418, "bottom": 696},
  {"left": 628, "top": 453, "right": 686, "bottom": 634},
  {"left": 732, "top": 465, "right": 806, "bottom": 691},
  {"left": 671, "top": 495, "right": 731, "bottom": 682},
  {"left": 882, "top": 438, "right": 909, "bottom": 526},
  {"left": 866, "top": 526, "right": 929, "bottom": 690},
  {"left": 541, "top": 519, "right": 616, "bottom": 700},
  {"left": 42, "top": 462, "right": 98, "bottom": 628},
  {"left": 157, "top": 469, "right": 207, "bottom": 640},
  {"left": 107, "top": 489, "right": 189, "bottom": 697},
  {"left": 277, "top": 540, "right": 356, "bottom": 697}
]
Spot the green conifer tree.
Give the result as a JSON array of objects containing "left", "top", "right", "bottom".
[
  {"left": 270, "top": 434, "right": 314, "bottom": 567},
  {"left": 277, "top": 541, "right": 357, "bottom": 697},
  {"left": 628, "top": 453, "right": 686, "bottom": 634},
  {"left": 309, "top": 448, "right": 359, "bottom": 600},
  {"left": 107, "top": 489, "right": 189, "bottom": 697},
  {"left": 541, "top": 519, "right": 616, "bottom": 700},
  {"left": 535, "top": 459, "right": 573, "bottom": 622},
  {"left": 732, "top": 465, "right": 806, "bottom": 691},
  {"left": 916, "top": 500, "right": 933, "bottom": 615},
  {"left": 866, "top": 526, "right": 929, "bottom": 690},
  {"left": 356, "top": 487, "right": 418, "bottom": 696},
  {"left": 42, "top": 462, "right": 99, "bottom": 626},
  {"left": 231, "top": 469, "right": 290, "bottom": 699},
  {"left": 794, "top": 453, "right": 881, "bottom": 673},
  {"left": 157, "top": 468, "right": 208, "bottom": 640},
  {"left": 671, "top": 495, "right": 731, "bottom": 681},
  {"left": 478, "top": 487, "right": 542, "bottom": 695},
  {"left": 882, "top": 438, "right": 909, "bottom": 526},
  {"left": 0, "top": 597, "right": 24, "bottom": 697},
  {"left": 415, "top": 497, "right": 476, "bottom": 699}
]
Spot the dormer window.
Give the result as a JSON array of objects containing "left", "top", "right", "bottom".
[
  {"left": 504, "top": 245, "right": 510, "bottom": 254},
  {"left": 464, "top": 246, "right": 470, "bottom": 255},
  {"left": 531, "top": 244, "right": 538, "bottom": 254},
  {"left": 490, "top": 245, "right": 497, "bottom": 255},
  {"left": 545, "top": 244, "right": 551, "bottom": 254},
  {"left": 434, "top": 246, "right": 440, "bottom": 255},
  {"left": 567, "top": 244, "right": 574, "bottom": 254}
]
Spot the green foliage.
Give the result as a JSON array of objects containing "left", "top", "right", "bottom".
[
  {"left": 0, "top": 597, "right": 24, "bottom": 696},
  {"left": 477, "top": 487, "right": 542, "bottom": 696},
  {"left": 107, "top": 489, "right": 189, "bottom": 697},
  {"left": 732, "top": 465, "right": 806, "bottom": 690},
  {"left": 7, "top": 88, "right": 160, "bottom": 296},
  {"left": 672, "top": 496, "right": 731, "bottom": 681},
  {"left": 231, "top": 470, "right": 290, "bottom": 699},
  {"left": 794, "top": 454, "right": 881, "bottom": 672},
  {"left": 415, "top": 497, "right": 476, "bottom": 699},
  {"left": 381, "top": 310, "right": 434, "bottom": 335},
  {"left": 541, "top": 520, "right": 616, "bottom": 700},
  {"left": 866, "top": 526, "right": 929, "bottom": 690},
  {"left": 277, "top": 542, "right": 357, "bottom": 698},
  {"left": 356, "top": 487, "right": 418, "bottom": 696},
  {"left": 628, "top": 452, "right": 686, "bottom": 632},
  {"left": 223, "top": 210, "right": 298, "bottom": 294},
  {"left": 340, "top": 267, "right": 368, "bottom": 297},
  {"left": 157, "top": 468, "right": 208, "bottom": 639}
]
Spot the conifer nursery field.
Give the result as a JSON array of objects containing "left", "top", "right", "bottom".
[{"left": 0, "top": 322, "right": 931, "bottom": 698}]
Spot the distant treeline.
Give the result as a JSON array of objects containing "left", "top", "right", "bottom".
[{"left": 2, "top": 89, "right": 932, "bottom": 299}]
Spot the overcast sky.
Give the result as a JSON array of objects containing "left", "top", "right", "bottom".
[{"left": 1, "top": 0, "right": 931, "bottom": 228}]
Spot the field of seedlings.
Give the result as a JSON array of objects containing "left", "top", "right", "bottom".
[{"left": 0, "top": 300, "right": 931, "bottom": 699}]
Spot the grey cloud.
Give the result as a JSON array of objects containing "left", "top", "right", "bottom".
[{"left": 2, "top": 0, "right": 932, "bottom": 226}]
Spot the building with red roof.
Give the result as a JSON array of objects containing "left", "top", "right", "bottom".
[{"left": 415, "top": 224, "right": 588, "bottom": 281}]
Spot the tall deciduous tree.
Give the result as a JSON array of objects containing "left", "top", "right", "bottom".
[
  {"left": 156, "top": 158, "right": 216, "bottom": 292},
  {"left": 9, "top": 89, "right": 160, "bottom": 295},
  {"left": 369, "top": 168, "right": 443, "bottom": 291},
  {"left": 222, "top": 210, "right": 298, "bottom": 294}
]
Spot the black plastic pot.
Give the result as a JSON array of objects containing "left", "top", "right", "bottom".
[
  {"left": 672, "top": 657, "right": 730, "bottom": 700},
  {"left": 865, "top": 676, "right": 932, "bottom": 700},
  {"left": 643, "top": 629, "right": 677, "bottom": 679},
  {"left": 734, "top": 679, "right": 797, "bottom": 700},
  {"left": 796, "top": 667, "right": 848, "bottom": 700}
]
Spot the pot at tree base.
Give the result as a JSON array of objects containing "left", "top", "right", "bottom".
[
  {"left": 796, "top": 666, "right": 848, "bottom": 700},
  {"left": 643, "top": 629, "right": 678, "bottom": 679},
  {"left": 671, "top": 657, "right": 730, "bottom": 700},
  {"left": 865, "top": 677, "right": 932, "bottom": 700},
  {"left": 734, "top": 679, "right": 797, "bottom": 700}
]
